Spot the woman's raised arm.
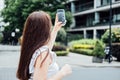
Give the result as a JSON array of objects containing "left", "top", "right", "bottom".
[{"left": 47, "top": 14, "right": 63, "bottom": 50}]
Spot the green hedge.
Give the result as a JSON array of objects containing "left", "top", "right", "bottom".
[
  {"left": 70, "top": 49, "right": 93, "bottom": 56},
  {"left": 73, "top": 44, "right": 94, "bottom": 49},
  {"left": 69, "top": 39, "right": 97, "bottom": 46},
  {"left": 55, "top": 51, "right": 69, "bottom": 56},
  {"left": 69, "top": 39, "right": 105, "bottom": 56}
]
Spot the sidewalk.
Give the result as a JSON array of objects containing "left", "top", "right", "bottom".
[
  {"left": 0, "top": 45, "right": 120, "bottom": 80},
  {"left": 57, "top": 52, "right": 120, "bottom": 68},
  {"left": 0, "top": 44, "right": 20, "bottom": 51},
  {"left": 0, "top": 44, "right": 120, "bottom": 68}
]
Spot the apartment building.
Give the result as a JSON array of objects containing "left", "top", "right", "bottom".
[{"left": 66, "top": 0, "right": 120, "bottom": 39}]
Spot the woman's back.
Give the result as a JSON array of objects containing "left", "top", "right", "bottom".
[{"left": 29, "top": 45, "right": 59, "bottom": 79}]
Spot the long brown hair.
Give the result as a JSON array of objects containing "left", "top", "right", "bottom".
[{"left": 17, "top": 11, "right": 52, "bottom": 80}]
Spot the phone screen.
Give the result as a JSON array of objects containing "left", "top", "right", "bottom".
[{"left": 57, "top": 9, "right": 66, "bottom": 25}]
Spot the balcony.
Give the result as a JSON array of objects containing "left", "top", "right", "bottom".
[
  {"left": 97, "top": 0, "right": 120, "bottom": 8},
  {"left": 75, "top": 1, "right": 94, "bottom": 13},
  {"left": 75, "top": 16, "right": 120, "bottom": 28}
]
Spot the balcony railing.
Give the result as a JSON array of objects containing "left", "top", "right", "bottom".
[
  {"left": 97, "top": 0, "right": 120, "bottom": 8},
  {"left": 75, "top": 17, "right": 120, "bottom": 28},
  {"left": 75, "top": 1, "right": 94, "bottom": 13}
]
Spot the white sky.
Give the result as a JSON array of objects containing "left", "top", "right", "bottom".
[
  {"left": 0, "top": 0, "right": 4, "bottom": 26},
  {"left": 0, "top": 0, "right": 4, "bottom": 11}
]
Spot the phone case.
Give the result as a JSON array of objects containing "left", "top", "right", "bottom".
[{"left": 57, "top": 9, "right": 66, "bottom": 24}]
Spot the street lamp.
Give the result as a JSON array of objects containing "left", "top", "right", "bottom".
[
  {"left": 11, "top": 32, "right": 15, "bottom": 37},
  {"left": 15, "top": 28, "right": 20, "bottom": 33},
  {"left": 108, "top": 0, "right": 112, "bottom": 63},
  {"left": 15, "top": 28, "right": 20, "bottom": 45},
  {"left": 11, "top": 32, "right": 15, "bottom": 45}
]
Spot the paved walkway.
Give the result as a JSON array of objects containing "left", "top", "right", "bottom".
[
  {"left": 0, "top": 44, "right": 20, "bottom": 51},
  {"left": 57, "top": 52, "right": 120, "bottom": 68},
  {"left": 0, "top": 44, "right": 120, "bottom": 80},
  {"left": 0, "top": 44, "right": 120, "bottom": 68}
]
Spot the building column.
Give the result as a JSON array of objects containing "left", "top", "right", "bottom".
[
  {"left": 94, "top": 0, "right": 101, "bottom": 8},
  {"left": 94, "top": 12, "right": 100, "bottom": 24},
  {"left": 112, "top": 0, "right": 115, "bottom": 3},
  {"left": 70, "top": 17, "right": 76, "bottom": 28},
  {"left": 93, "top": 29, "right": 97, "bottom": 39},
  {"left": 71, "top": 2, "right": 75, "bottom": 13},
  {"left": 113, "top": 14, "right": 117, "bottom": 23},
  {"left": 84, "top": 30, "right": 87, "bottom": 39},
  {"left": 69, "top": 1, "right": 76, "bottom": 28}
]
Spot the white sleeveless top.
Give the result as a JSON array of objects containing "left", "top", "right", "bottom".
[{"left": 29, "top": 46, "right": 59, "bottom": 79}]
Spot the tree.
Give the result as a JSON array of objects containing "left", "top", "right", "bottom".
[{"left": 1, "top": 0, "right": 73, "bottom": 44}]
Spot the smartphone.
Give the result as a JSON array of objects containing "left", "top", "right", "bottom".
[{"left": 57, "top": 9, "right": 66, "bottom": 25}]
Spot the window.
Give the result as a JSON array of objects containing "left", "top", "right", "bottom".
[{"left": 101, "top": 0, "right": 110, "bottom": 6}]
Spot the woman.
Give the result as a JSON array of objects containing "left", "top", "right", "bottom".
[
  {"left": 17, "top": 11, "right": 72, "bottom": 80},
  {"left": 18, "top": 36, "right": 23, "bottom": 45}
]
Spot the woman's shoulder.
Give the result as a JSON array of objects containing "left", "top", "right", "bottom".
[
  {"left": 36, "top": 45, "right": 49, "bottom": 53},
  {"left": 31, "top": 45, "right": 49, "bottom": 59},
  {"left": 29, "top": 45, "right": 50, "bottom": 74}
]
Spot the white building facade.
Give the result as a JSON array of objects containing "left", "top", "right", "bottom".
[{"left": 66, "top": 0, "right": 120, "bottom": 39}]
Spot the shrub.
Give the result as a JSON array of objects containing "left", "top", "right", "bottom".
[
  {"left": 92, "top": 40, "right": 105, "bottom": 58},
  {"left": 101, "top": 28, "right": 120, "bottom": 43},
  {"left": 52, "top": 42, "right": 69, "bottom": 56},
  {"left": 52, "top": 43, "right": 67, "bottom": 51},
  {"left": 56, "top": 28, "right": 66, "bottom": 43}
]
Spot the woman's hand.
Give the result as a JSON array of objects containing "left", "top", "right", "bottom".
[
  {"left": 53, "top": 14, "right": 64, "bottom": 32},
  {"left": 60, "top": 64, "right": 72, "bottom": 77},
  {"left": 48, "top": 64, "right": 72, "bottom": 80}
]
